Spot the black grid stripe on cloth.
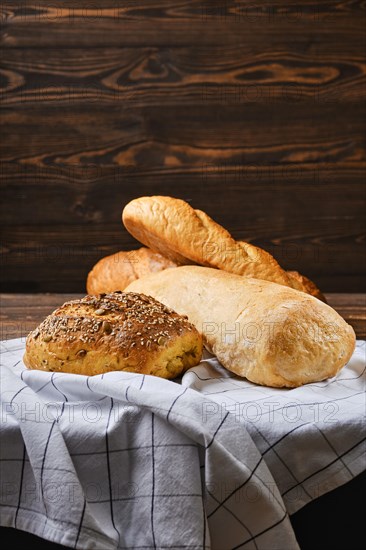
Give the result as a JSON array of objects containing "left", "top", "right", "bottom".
[
  {"left": 151, "top": 413, "right": 157, "bottom": 549},
  {"left": 13, "top": 444, "right": 26, "bottom": 529},
  {"left": 105, "top": 397, "right": 120, "bottom": 544},
  {"left": 249, "top": 422, "right": 314, "bottom": 500},
  {"left": 281, "top": 436, "right": 366, "bottom": 497}
]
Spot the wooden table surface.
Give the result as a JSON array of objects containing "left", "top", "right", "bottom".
[{"left": 1, "top": 293, "right": 365, "bottom": 341}]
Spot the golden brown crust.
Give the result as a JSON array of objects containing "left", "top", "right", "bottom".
[
  {"left": 24, "top": 292, "right": 203, "bottom": 379},
  {"left": 86, "top": 247, "right": 177, "bottom": 295},
  {"left": 236, "top": 243, "right": 325, "bottom": 300},
  {"left": 122, "top": 196, "right": 297, "bottom": 289},
  {"left": 88, "top": 244, "right": 325, "bottom": 304},
  {"left": 126, "top": 266, "right": 356, "bottom": 388},
  {"left": 287, "top": 271, "right": 326, "bottom": 302},
  {"left": 123, "top": 197, "right": 204, "bottom": 265}
]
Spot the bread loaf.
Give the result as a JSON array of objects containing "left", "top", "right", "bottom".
[
  {"left": 87, "top": 247, "right": 177, "bottom": 294},
  {"left": 126, "top": 266, "right": 355, "bottom": 387},
  {"left": 287, "top": 271, "right": 326, "bottom": 301},
  {"left": 122, "top": 196, "right": 322, "bottom": 297},
  {"left": 24, "top": 291, "right": 203, "bottom": 379}
]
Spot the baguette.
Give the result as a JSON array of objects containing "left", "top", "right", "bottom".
[
  {"left": 122, "top": 196, "right": 320, "bottom": 295},
  {"left": 86, "top": 247, "right": 177, "bottom": 294},
  {"left": 287, "top": 270, "right": 326, "bottom": 302},
  {"left": 236, "top": 242, "right": 325, "bottom": 302},
  {"left": 126, "top": 266, "right": 355, "bottom": 387}
]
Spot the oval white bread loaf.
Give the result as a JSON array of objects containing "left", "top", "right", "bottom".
[{"left": 126, "top": 266, "right": 355, "bottom": 388}]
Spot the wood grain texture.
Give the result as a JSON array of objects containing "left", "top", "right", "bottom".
[
  {"left": 1, "top": 293, "right": 364, "bottom": 340},
  {"left": 1, "top": 1, "right": 365, "bottom": 48},
  {"left": 1, "top": 47, "right": 365, "bottom": 107},
  {"left": 0, "top": 1, "right": 365, "bottom": 292}
]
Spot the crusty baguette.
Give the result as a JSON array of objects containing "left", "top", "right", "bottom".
[
  {"left": 126, "top": 266, "right": 355, "bottom": 387},
  {"left": 122, "top": 196, "right": 309, "bottom": 292},
  {"left": 238, "top": 241, "right": 326, "bottom": 302},
  {"left": 236, "top": 242, "right": 325, "bottom": 301},
  {"left": 287, "top": 270, "right": 326, "bottom": 302},
  {"left": 86, "top": 247, "right": 177, "bottom": 294}
]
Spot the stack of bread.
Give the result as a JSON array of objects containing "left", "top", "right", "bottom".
[
  {"left": 25, "top": 196, "right": 355, "bottom": 386},
  {"left": 87, "top": 196, "right": 325, "bottom": 301},
  {"left": 84, "top": 196, "right": 355, "bottom": 387}
]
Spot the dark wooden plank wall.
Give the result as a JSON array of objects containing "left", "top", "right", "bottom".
[{"left": 1, "top": 1, "right": 365, "bottom": 292}]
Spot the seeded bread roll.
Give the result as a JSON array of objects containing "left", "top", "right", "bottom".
[
  {"left": 126, "top": 266, "right": 355, "bottom": 388},
  {"left": 86, "top": 247, "right": 177, "bottom": 294},
  {"left": 23, "top": 292, "right": 203, "bottom": 378}
]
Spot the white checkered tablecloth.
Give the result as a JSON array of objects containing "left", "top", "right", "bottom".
[
  {"left": 0, "top": 338, "right": 365, "bottom": 549},
  {"left": 182, "top": 341, "right": 366, "bottom": 516}
]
